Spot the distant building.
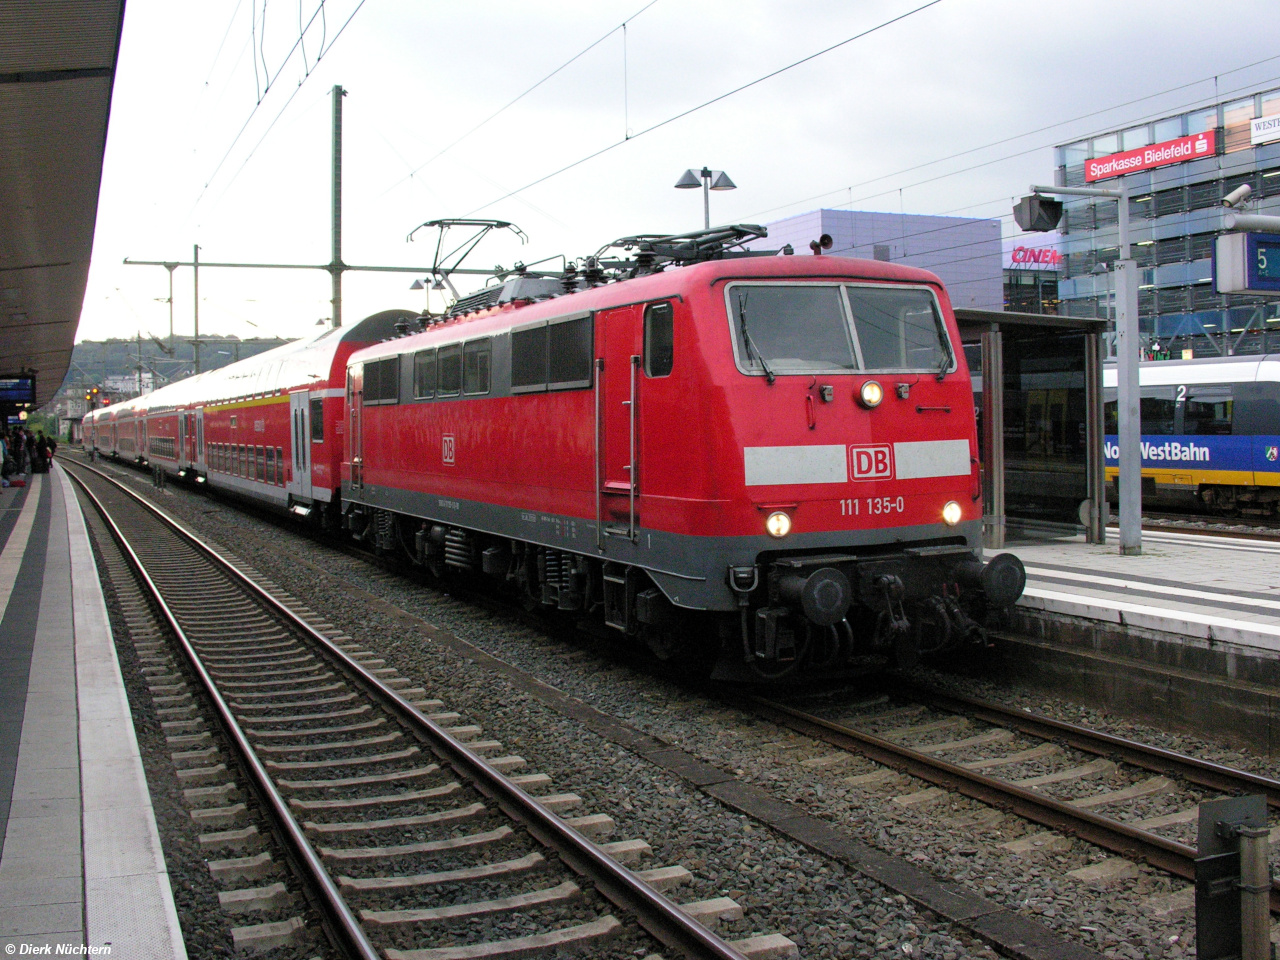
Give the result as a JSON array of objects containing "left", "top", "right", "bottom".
[
  {"left": 754, "top": 208, "right": 1004, "bottom": 310},
  {"left": 1002, "top": 232, "right": 1061, "bottom": 315},
  {"left": 1053, "top": 85, "right": 1280, "bottom": 355}
]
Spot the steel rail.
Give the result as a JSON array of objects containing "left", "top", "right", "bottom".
[
  {"left": 888, "top": 679, "right": 1280, "bottom": 808},
  {"left": 66, "top": 467, "right": 384, "bottom": 960},
  {"left": 744, "top": 695, "right": 1280, "bottom": 914},
  {"left": 68, "top": 461, "right": 749, "bottom": 960}
]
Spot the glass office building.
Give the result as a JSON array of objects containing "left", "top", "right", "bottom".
[{"left": 1055, "top": 87, "right": 1280, "bottom": 355}]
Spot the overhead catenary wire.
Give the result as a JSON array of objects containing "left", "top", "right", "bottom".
[
  {"left": 463, "top": 0, "right": 947, "bottom": 216},
  {"left": 747, "top": 62, "right": 1280, "bottom": 227},
  {"left": 382, "top": 0, "right": 661, "bottom": 197},
  {"left": 194, "top": 0, "right": 365, "bottom": 214},
  {"left": 195, "top": 0, "right": 355, "bottom": 210}
]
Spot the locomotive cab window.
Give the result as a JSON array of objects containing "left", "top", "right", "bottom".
[
  {"left": 725, "top": 282, "right": 952, "bottom": 376},
  {"left": 463, "top": 339, "right": 492, "bottom": 395},
  {"left": 644, "top": 302, "right": 674, "bottom": 378},
  {"left": 845, "top": 286, "right": 950, "bottom": 372}
]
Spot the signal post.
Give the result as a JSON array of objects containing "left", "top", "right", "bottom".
[{"left": 1015, "top": 185, "right": 1141, "bottom": 555}]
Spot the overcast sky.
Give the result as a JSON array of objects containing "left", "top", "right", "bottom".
[{"left": 78, "top": 0, "right": 1280, "bottom": 344}]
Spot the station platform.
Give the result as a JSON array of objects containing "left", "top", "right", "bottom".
[
  {"left": 0, "top": 463, "right": 185, "bottom": 957},
  {"left": 1003, "top": 528, "right": 1280, "bottom": 657}
]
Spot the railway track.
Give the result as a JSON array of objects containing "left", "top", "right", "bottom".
[
  {"left": 66, "top": 460, "right": 789, "bottom": 960},
  {"left": 741, "top": 680, "right": 1280, "bottom": 914}
]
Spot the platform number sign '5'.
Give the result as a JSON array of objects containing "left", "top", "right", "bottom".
[{"left": 442, "top": 434, "right": 456, "bottom": 465}]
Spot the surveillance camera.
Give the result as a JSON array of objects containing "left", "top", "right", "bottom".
[{"left": 1222, "top": 183, "right": 1252, "bottom": 208}]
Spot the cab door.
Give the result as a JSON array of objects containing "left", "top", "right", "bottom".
[{"left": 595, "top": 305, "right": 643, "bottom": 539}]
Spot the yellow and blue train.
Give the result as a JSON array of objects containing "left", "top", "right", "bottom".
[{"left": 1104, "top": 355, "right": 1280, "bottom": 516}]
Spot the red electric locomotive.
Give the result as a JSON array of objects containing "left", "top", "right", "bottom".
[{"left": 341, "top": 227, "right": 1025, "bottom": 679}]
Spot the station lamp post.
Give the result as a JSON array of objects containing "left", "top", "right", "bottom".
[
  {"left": 675, "top": 167, "right": 736, "bottom": 230},
  {"left": 1016, "top": 181, "right": 1141, "bottom": 555}
]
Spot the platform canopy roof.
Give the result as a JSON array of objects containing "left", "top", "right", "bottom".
[{"left": 0, "top": 0, "right": 126, "bottom": 409}]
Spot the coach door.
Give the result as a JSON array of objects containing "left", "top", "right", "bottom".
[
  {"left": 289, "top": 391, "right": 313, "bottom": 499},
  {"left": 196, "top": 409, "right": 205, "bottom": 470},
  {"left": 595, "top": 305, "right": 644, "bottom": 542},
  {"left": 178, "top": 415, "right": 188, "bottom": 468},
  {"left": 349, "top": 367, "right": 364, "bottom": 490}
]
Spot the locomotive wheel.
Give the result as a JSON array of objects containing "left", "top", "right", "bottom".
[{"left": 644, "top": 624, "right": 682, "bottom": 661}]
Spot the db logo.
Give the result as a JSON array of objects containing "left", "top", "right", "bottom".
[
  {"left": 850, "top": 444, "right": 893, "bottom": 480},
  {"left": 442, "top": 434, "right": 456, "bottom": 465}
]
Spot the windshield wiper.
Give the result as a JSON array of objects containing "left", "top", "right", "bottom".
[
  {"left": 934, "top": 315, "right": 954, "bottom": 382},
  {"left": 737, "top": 293, "right": 775, "bottom": 385}
]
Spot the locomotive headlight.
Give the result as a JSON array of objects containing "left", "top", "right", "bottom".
[
  {"left": 765, "top": 511, "right": 792, "bottom": 538},
  {"left": 942, "top": 500, "right": 962, "bottom": 526},
  {"left": 858, "top": 380, "right": 884, "bottom": 408}
]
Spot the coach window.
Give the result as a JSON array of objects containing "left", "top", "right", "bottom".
[
  {"left": 266, "top": 447, "right": 276, "bottom": 483},
  {"left": 1182, "top": 385, "right": 1233, "bottom": 435},
  {"left": 1139, "top": 386, "right": 1178, "bottom": 435},
  {"left": 276, "top": 447, "right": 284, "bottom": 484},
  {"left": 437, "top": 344, "right": 462, "bottom": 397},
  {"left": 511, "top": 323, "right": 549, "bottom": 393},
  {"left": 463, "top": 339, "right": 492, "bottom": 395},
  {"left": 413, "top": 348, "right": 436, "bottom": 399},
  {"left": 257, "top": 446, "right": 266, "bottom": 481},
  {"left": 548, "top": 315, "right": 592, "bottom": 389},
  {"left": 310, "top": 398, "right": 324, "bottom": 441},
  {"left": 643, "top": 303, "right": 674, "bottom": 378}
]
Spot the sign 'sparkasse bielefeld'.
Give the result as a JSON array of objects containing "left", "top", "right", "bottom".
[{"left": 1085, "top": 131, "right": 1216, "bottom": 182}]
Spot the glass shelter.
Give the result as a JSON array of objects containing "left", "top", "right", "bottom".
[{"left": 956, "top": 309, "right": 1109, "bottom": 547}]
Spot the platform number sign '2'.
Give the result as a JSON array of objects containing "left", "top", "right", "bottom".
[
  {"left": 849, "top": 444, "right": 893, "bottom": 480},
  {"left": 442, "top": 434, "right": 456, "bottom": 465}
]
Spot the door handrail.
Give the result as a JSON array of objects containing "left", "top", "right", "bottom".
[{"left": 595, "top": 357, "right": 604, "bottom": 551}]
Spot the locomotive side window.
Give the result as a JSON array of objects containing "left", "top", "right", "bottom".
[
  {"left": 310, "top": 398, "right": 324, "bottom": 440},
  {"left": 548, "top": 315, "right": 592, "bottom": 389},
  {"left": 844, "top": 286, "right": 949, "bottom": 372},
  {"left": 643, "top": 303, "right": 674, "bottom": 378},
  {"left": 437, "top": 344, "right": 462, "bottom": 396},
  {"left": 363, "top": 357, "right": 400, "bottom": 405},
  {"left": 413, "top": 349, "right": 437, "bottom": 398},
  {"left": 463, "top": 339, "right": 492, "bottom": 395},
  {"left": 511, "top": 324, "right": 548, "bottom": 393}
]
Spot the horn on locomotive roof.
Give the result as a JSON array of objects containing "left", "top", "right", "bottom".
[{"left": 590, "top": 224, "right": 780, "bottom": 277}]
